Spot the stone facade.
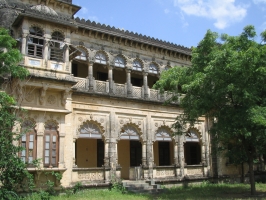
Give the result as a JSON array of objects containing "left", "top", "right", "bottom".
[{"left": 0, "top": 0, "right": 255, "bottom": 187}]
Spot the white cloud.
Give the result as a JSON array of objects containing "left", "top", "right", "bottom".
[
  {"left": 164, "top": 9, "right": 170, "bottom": 14},
  {"left": 253, "top": 0, "right": 266, "bottom": 4},
  {"left": 173, "top": 0, "right": 248, "bottom": 29}
]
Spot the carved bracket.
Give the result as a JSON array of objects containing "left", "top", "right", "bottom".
[{"left": 39, "top": 83, "right": 49, "bottom": 105}]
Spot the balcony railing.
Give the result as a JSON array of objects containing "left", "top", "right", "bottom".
[{"left": 72, "top": 77, "right": 180, "bottom": 103}]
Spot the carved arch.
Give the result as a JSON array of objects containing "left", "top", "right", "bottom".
[
  {"left": 119, "top": 122, "right": 143, "bottom": 142},
  {"left": 76, "top": 45, "right": 89, "bottom": 55},
  {"left": 113, "top": 54, "right": 127, "bottom": 68},
  {"left": 29, "top": 24, "right": 44, "bottom": 36},
  {"left": 185, "top": 127, "right": 202, "bottom": 143},
  {"left": 149, "top": 62, "right": 160, "bottom": 74},
  {"left": 155, "top": 125, "right": 174, "bottom": 141},
  {"left": 95, "top": 50, "right": 109, "bottom": 65},
  {"left": 51, "top": 29, "right": 65, "bottom": 41},
  {"left": 44, "top": 119, "right": 59, "bottom": 131},
  {"left": 21, "top": 118, "right": 36, "bottom": 129},
  {"left": 77, "top": 120, "right": 105, "bottom": 139},
  {"left": 132, "top": 58, "right": 144, "bottom": 72}
]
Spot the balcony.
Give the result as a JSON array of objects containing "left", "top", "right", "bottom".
[{"left": 72, "top": 77, "right": 180, "bottom": 103}]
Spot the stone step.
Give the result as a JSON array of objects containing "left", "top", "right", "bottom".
[{"left": 122, "top": 180, "right": 162, "bottom": 194}]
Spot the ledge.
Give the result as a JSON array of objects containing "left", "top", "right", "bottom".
[
  {"left": 27, "top": 168, "right": 67, "bottom": 172},
  {"left": 17, "top": 106, "right": 71, "bottom": 114}
]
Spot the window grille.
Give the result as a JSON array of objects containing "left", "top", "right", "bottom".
[
  {"left": 114, "top": 56, "right": 125, "bottom": 68},
  {"left": 133, "top": 60, "right": 142, "bottom": 71},
  {"left": 27, "top": 27, "right": 44, "bottom": 58}
]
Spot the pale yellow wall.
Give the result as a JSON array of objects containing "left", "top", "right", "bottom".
[
  {"left": 154, "top": 141, "right": 159, "bottom": 166},
  {"left": 118, "top": 140, "right": 130, "bottom": 179},
  {"left": 76, "top": 139, "right": 97, "bottom": 168}
]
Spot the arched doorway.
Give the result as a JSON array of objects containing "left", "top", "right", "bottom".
[
  {"left": 76, "top": 121, "right": 105, "bottom": 168},
  {"left": 118, "top": 124, "right": 142, "bottom": 179}
]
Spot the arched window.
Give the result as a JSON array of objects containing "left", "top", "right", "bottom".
[
  {"left": 156, "top": 127, "right": 172, "bottom": 141},
  {"left": 79, "top": 122, "right": 102, "bottom": 139},
  {"left": 120, "top": 124, "right": 140, "bottom": 140},
  {"left": 114, "top": 56, "right": 125, "bottom": 68},
  {"left": 155, "top": 127, "right": 172, "bottom": 166},
  {"left": 132, "top": 60, "right": 142, "bottom": 71},
  {"left": 75, "top": 48, "right": 87, "bottom": 61},
  {"left": 184, "top": 130, "right": 201, "bottom": 165},
  {"left": 50, "top": 31, "right": 64, "bottom": 62},
  {"left": 44, "top": 121, "right": 59, "bottom": 167},
  {"left": 149, "top": 63, "right": 159, "bottom": 74},
  {"left": 21, "top": 119, "right": 36, "bottom": 165},
  {"left": 95, "top": 52, "right": 107, "bottom": 64},
  {"left": 28, "top": 26, "right": 44, "bottom": 58}
]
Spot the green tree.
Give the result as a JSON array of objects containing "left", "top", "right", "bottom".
[
  {"left": 0, "top": 28, "right": 32, "bottom": 198},
  {"left": 154, "top": 25, "right": 266, "bottom": 195}
]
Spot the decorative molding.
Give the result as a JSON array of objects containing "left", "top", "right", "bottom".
[
  {"left": 39, "top": 84, "right": 49, "bottom": 105},
  {"left": 47, "top": 95, "right": 56, "bottom": 105}
]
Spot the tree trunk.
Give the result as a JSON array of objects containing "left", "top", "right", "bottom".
[
  {"left": 248, "top": 157, "right": 256, "bottom": 195},
  {"left": 241, "top": 162, "right": 244, "bottom": 183}
]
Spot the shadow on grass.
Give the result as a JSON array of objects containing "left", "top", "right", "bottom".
[{"left": 155, "top": 183, "right": 266, "bottom": 200}]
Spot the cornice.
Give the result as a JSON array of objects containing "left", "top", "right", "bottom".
[{"left": 74, "top": 17, "right": 192, "bottom": 56}]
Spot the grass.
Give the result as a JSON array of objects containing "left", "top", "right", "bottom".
[{"left": 22, "top": 182, "right": 266, "bottom": 200}]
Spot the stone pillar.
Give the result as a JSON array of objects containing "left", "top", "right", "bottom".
[
  {"left": 178, "top": 137, "right": 185, "bottom": 176},
  {"left": 142, "top": 141, "right": 147, "bottom": 167},
  {"left": 126, "top": 69, "right": 132, "bottom": 97},
  {"left": 21, "top": 31, "right": 28, "bottom": 56},
  {"left": 143, "top": 72, "right": 149, "bottom": 98},
  {"left": 37, "top": 131, "right": 44, "bottom": 168},
  {"left": 64, "top": 44, "right": 69, "bottom": 71},
  {"left": 174, "top": 141, "right": 179, "bottom": 166},
  {"left": 73, "top": 138, "right": 77, "bottom": 167},
  {"left": 88, "top": 62, "right": 94, "bottom": 91},
  {"left": 146, "top": 140, "right": 154, "bottom": 179},
  {"left": 108, "top": 65, "right": 114, "bottom": 94},
  {"left": 58, "top": 133, "right": 65, "bottom": 168}
]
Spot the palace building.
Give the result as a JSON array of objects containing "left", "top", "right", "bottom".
[{"left": 0, "top": 0, "right": 251, "bottom": 187}]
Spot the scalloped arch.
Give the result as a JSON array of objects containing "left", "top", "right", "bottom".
[
  {"left": 76, "top": 45, "right": 89, "bottom": 56},
  {"left": 21, "top": 118, "right": 37, "bottom": 129},
  {"left": 185, "top": 127, "right": 202, "bottom": 143},
  {"left": 119, "top": 122, "right": 143, "bottom": 141},
  {"left": 77, "top": 120, "right": 105, "bottom": 139},
  {"left": 45, "top": 119, "right": 59, "bottom": 130},
  {"left": 114, "top": 54, "right": 128, "bottom": 66},
  {"left": 95, "top": 50, "right": 109, "bottom": 62},
  {"left": 155, "top": 125, "right": 174, "bottom": 141},
  {"left": 51, "top": 29, "right": 65, "bottom": 40}
]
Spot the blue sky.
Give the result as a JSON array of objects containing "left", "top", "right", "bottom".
[{"left": 73, "top": 0, "right": 265, "bottom": 48}]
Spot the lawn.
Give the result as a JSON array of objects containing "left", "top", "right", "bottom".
[{"left": 23, "top": 182, "right": 266, "bottom": 200}]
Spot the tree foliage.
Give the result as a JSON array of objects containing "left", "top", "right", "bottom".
[
  {"left": 0, "top": 28, "right": 32, "bottom": 198},
  {"left": 154, "top": 25, "right": 266, "bottom": 195}
]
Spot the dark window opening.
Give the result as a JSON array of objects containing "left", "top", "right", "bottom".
[
  {"left": 130, "top": 140, "right": 142, "bottom": 167},
  {"left": 72, "top": 63, "right": 78, "bottom": 77},
  {"left": 159, "top": 141, "right": 170, "bottom": 166},
  {"left": 97, "top": 72, "right": 108, "bottom": 81},
  {"left": 50, "top": 31, "right": 64, "bottom": 62},
  {"left": 97, "top": 139, "right": 104, "bottom": 167},
  {"left": 131, "top": 77, "right": 143, "bottom": 87},
  {"left": 184, "top": 142, "right": 201, "bottom": 165}
]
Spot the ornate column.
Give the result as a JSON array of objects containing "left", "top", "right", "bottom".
[
  {"left": 108, "top": 65, "right": 114, "bottom": 94},
  {"left": 146, "top": 140, "right": 154, "bottom": 179},
  {"left": 143, "top": 72, "right": 149, "bottom": 99},
  {"left": 73, "top": 138, "right": 77, "bottom": 167},
  {"left": 126, "top": 69, "right": 132, "bottom": 97},
  {"left": 88, "top": 62, "right": 94, "bottom": 91}
]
